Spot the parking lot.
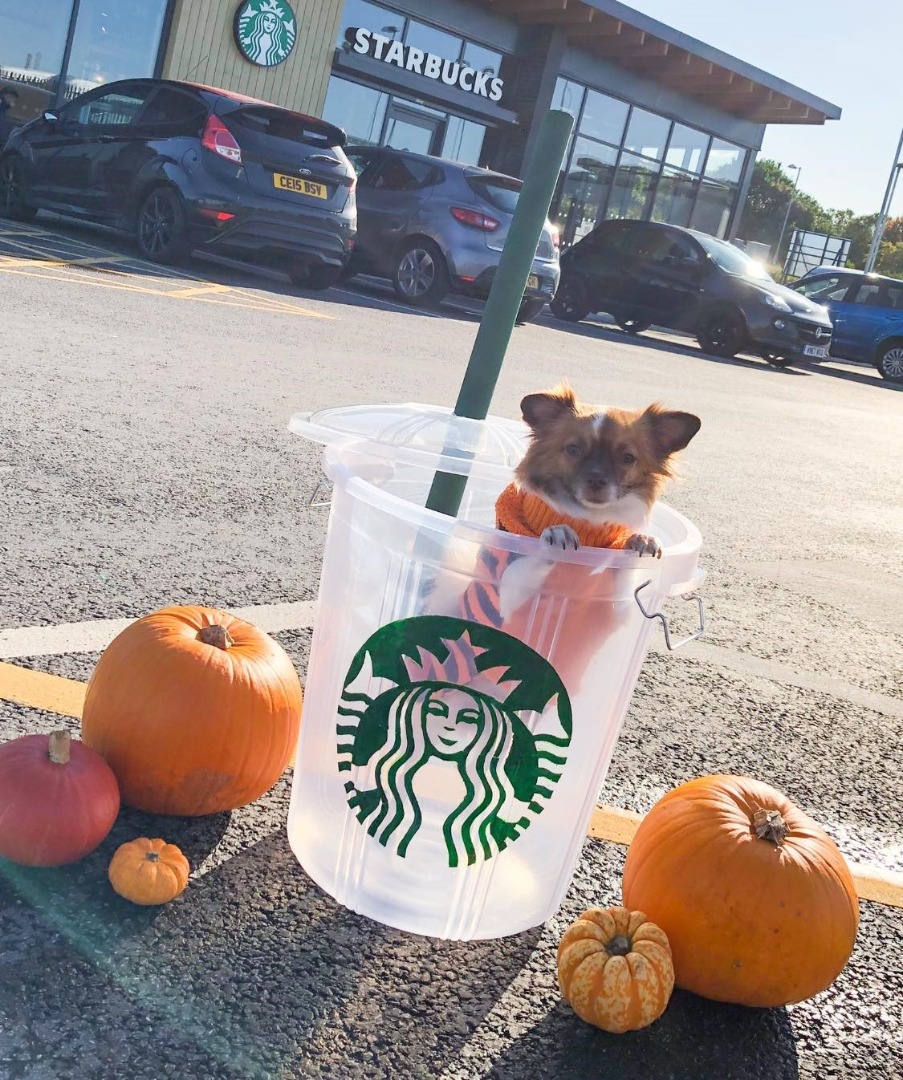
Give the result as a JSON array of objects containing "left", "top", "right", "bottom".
[{"left": 0, "top": 215, "right": 901, "bottom": 1080}]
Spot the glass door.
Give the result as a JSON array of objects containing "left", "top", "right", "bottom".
[{"left": 383, "top": 103, "right": 443, "bottom": 156}]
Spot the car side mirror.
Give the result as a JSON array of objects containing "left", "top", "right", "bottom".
[{"left": 43, "top": 110, "right": 59, "bottom": 125}]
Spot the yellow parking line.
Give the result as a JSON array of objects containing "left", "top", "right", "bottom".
[
  {"left": 0, "top": 253, "right": 132, "bottom": 269},
  {"left": 0, "top": 658, "right": 900, "bottom": 908},
  {"left": 0, "top": 661, "right": 86, "bottom": 719},
  {"left": 164, "top": 282, "right": 232, "bottom": 298}
]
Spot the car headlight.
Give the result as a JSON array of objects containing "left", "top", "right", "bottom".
[{"left": 762, "top": 291, "right": 793, "bottom": 313}]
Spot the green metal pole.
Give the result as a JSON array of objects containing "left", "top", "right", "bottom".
[{"left": 425, "top": 109, "right": 574, "bottom": 517}]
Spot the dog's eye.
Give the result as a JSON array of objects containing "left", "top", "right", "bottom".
[
  {"left": 621, "top": 451, "right": 637, "bottom": 465},
  {"left": 564, "top": 443, "right": 582, "bottom": 459}
]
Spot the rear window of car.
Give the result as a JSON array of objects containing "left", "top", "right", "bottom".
[
  {"left": 228, "top": 106, "right": 346, "bottom": 148},
  {"left": 466, "top": 173, "right": 521, "bottom": 213}
]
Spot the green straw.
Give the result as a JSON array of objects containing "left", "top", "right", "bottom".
[{"left": 425, "top": 109, "right": 575, "bottom": 517}]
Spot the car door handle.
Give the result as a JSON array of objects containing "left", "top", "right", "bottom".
[{"left": 95, "top": 134, "right": 118, "bottom": 143}]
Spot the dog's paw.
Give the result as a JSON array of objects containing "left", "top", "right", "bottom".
[
  {"left": 626, "top": 533, "right": 662, "bottom": 558},
  {"left": 541, "top": 524, "right": 580, "bottom": 550}
]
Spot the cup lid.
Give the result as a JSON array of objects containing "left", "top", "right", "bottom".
[{"left": 288, "top": 402, "right": 530, "bottom": 478}]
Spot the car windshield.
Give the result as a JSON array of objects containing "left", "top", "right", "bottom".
[
  {"left": 465, "top": 173, "right": 521, "bottom": 213},
  {"left": 693, "top": 233, "right": 774, "bottom": 283}
]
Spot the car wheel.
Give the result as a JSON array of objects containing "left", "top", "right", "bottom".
[
  {"left": 289, "top": 264, "right": 342, "bottom": 290},
  {"left": 614, "top": 315, "right": 651, "bottom": 335},
  {"left": 136, "top": 186, "right": 189, "bottom": 265},
  {"left": 517, "top": 298, "right": 546, "bottom": 324},
  {"left": 877, "top": 340, "right": 903, "bottom": 384},
  {"left": 392, "top": 239, "right": 448, "bottom": 306},
  {"left": 0, "top": 156, "right": 37, "bottom": 222},
  {"left": 549, "top": 275, "right": 591, "bottom": 322},
  {"left": 697, "top": 306, "right": 748, "bottom": 358}
]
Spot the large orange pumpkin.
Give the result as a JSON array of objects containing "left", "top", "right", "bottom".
[
  {"left": 81, "top": 606, "right": 303, "bottom": 816},
  {"left": 622, "top": 774, "right": 859, "bottom": 1007}
]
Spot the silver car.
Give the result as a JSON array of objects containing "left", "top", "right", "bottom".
[{"left": 345, "top": 145, "right": 560, "bottom": 321}]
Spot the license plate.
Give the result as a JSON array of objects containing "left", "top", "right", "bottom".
[
  {"left": 527, "top": 274, "right": 540, "bottom": 290},
  {"left": 803, "top": 344, "right": 829, "bottom": 358},
  {"left": 273, "top": 173, "right": 328, "bottom": 199}
]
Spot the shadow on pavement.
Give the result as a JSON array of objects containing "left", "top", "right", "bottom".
[
  {"left": 487, "top": 989, "right": 800, "bottom": 1080},
  {"left": 0, "top": 829, "right": 541, "bottom": 1080}
]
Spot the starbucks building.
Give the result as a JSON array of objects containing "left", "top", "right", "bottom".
[{"left": 0, "top": 0, "right": 839, "bottom": 243}]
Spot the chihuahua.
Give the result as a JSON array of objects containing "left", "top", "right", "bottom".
[{"left": 459, "top": 384, "right": 701, "bottom": 648}]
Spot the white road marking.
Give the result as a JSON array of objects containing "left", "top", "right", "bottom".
[{"left": 0, "top": 600, "right": 318, "bottom": 659}]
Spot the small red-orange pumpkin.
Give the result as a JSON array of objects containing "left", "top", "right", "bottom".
[
  {"left": 622, "top": 774, "right": 859, "bottom": 1007},
  {"left": 81, "top": 606, "right": 303, "bottom": 816},
  {"left": 0, "top": 729, "right": 120, "bottom": 866}
]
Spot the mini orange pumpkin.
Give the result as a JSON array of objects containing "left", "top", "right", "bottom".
[
  {"left": 81, "top": 606, "right": 303, "bottom": 815},
  {"left": 622, "top": 774, "right": 859, "bottom": 1007},
  {"left": 557, "top": 906, "right": 674, "bottom": 1033},
  {"left": 108, "top": 838, "right": 190, "bottom": 905}
]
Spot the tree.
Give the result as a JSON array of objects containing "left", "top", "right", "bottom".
[{"left": 737, "top": 159, "right": 831, "bottom": 258}]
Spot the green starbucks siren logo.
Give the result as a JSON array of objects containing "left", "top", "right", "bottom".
[
  {"left": 234, "top": 0, "right": 297, "bottom": 67},
  {"left": 338, "top": 616, "right": 572, "bottom": 868}
]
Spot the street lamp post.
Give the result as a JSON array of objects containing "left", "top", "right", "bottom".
[
  {"left": 864, "top": 127, "right": 903, "bottom": 274},
  {"left": 775, "top": 164, "right": 802, "bottom": 274}
]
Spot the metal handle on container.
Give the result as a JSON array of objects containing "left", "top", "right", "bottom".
[{"left": 634, "top": 579, "right": 705, "bottom": 652}]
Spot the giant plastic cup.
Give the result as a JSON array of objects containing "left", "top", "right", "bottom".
[{"left": 287, "top": 404, "right": 703, "bottom": 940}]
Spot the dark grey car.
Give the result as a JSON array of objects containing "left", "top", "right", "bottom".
[{"left": 344, "top": 145, "right": 560, "bottom": 320}]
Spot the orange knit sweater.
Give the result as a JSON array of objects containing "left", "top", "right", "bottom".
[{"left": 495, "top": 483, "right": 634, "bottom": 549}]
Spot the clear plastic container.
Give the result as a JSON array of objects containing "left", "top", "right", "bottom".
[{"left": 286, "top": 406, "right": 702, "bottom": 940}]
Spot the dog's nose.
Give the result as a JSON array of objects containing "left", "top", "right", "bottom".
[{"left": 585, "top": 471, "right": 608, "bottom": 491}]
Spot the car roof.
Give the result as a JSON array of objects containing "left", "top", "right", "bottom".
[
  {"left": 344, "top": 143, "right": 519, "bottom": 185},
  {"left": 801, "top": 265, "right": 903, "bottom": 287}
]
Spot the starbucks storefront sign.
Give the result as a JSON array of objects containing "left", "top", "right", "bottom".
[
  {"left": 347, "top": 27, "right": 504, "bottom": 103},
  {"left": 234, "top": 0, "right": 297, "bottom": 67}
]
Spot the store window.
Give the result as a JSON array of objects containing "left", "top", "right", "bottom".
[
  {"left": 690, "top": 138, "right": 746, "bottom": 237},
  {"left": 462, "top": 41, "right": 502, "bottom": 78},
  {"left": 62, "top": 0, "right": 168, "bottom": 100},
  {"left": 442, "top": 115, "right": 485, "bottom": 166},
  {"left": 665, "top": 123, "right": 709, "bottom": 174},
  {"left": 651, "top": 167, "right": 697, "bottom": 228},
  {"left": 580, "top": 89, "right": 629, "bottom": 147},
  {"left": 551, "top": 77, "right": 585, "bottom": 118},
  {"left": 404, "top": 19, "right": 461, "bottom": 61},
  {"left": 606, "top": 152, "right": 657, "bottom": 221},
  {"left": 337, "top": 0, "right": 399, "bottom": 47},
  {"left": 557, "top": 137, "right": 618, "bottom": 242},
  {"left": 322, "top": 76, "right": 388, "bottom": 144},
  {"left": 704, "top": 138, "right": 745, "bottom": 183},
  {"left": 0, "top": 0, "right": 169, "bottom": 135},
  {"left": 623, "top": 107, "right": 670, "bottom": 161}
]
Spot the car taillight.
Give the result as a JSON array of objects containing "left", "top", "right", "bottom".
[
  {"left": 451, "top": 206, "right": 500, "bottom": 231},
  {"left": 202, "top": 115, "right": 242, "bottom": 165}
]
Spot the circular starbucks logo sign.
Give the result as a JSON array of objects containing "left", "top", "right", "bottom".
[
  {"left": 338, "top": 616, "right": 572, "bottom": 868},
  {"left": 234, "top": 0, "right": 297, "bottom": 67}
]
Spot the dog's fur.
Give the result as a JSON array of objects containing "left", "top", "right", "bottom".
[{"left": 515, "top": 383, "right": 701, "bottom": 557}]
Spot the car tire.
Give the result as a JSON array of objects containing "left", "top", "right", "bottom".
[
  {"left": 697, "top": 305, "right": 748, "bottom": 358},
  {"left": 614, "top": 315, "right": 651, "bottom": 334},
  {"left": 0, "top": 155, "right": 37, "bottom": 222},
  {"left": 289, "top": 264, "right": 342, "bottom": 291},
  {"left": 550, "top": 275, "right": 591, "bottom": 322},
  {"left": 762, "top": 352, "right": 792, "bottom": 369},
  {"left": 876, "top": 339, "right": 903, "bottom": 384},
  {"left": 392, "top": 239, "right": 448, "bottom": 307},
  {"left": 135, "top": 186, "right": 190, "bottom": 265},
  {"left": 517, "top": 298, "right": 546, "bottom": 324}
]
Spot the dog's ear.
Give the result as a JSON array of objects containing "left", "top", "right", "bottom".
[
  {"left": 643, "top": 405, "right": 701, "bottom": 457},
  {"left": 521, "top": 383, "right": 577, "bottom": 434}
]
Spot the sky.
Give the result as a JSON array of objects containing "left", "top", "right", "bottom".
[{"left": 625, "top": 0, "right": 902, "bottom": 217}]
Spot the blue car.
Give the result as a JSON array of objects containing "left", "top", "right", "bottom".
[{"left": 790, "top": 267, "right": 903, "bottom": 384}]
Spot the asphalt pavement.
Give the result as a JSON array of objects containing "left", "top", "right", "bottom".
[{"left": 0, "top": 215, "right": 901, "bottom": 1080}]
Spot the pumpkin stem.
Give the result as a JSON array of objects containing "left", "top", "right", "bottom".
[
  {"left": 146, "top": 852, "right": 161, "bottom": 863},
  {"left": 48, "top": 730, "right": 71, "bottom": 765},
  {"left": 753, "top": 807, "right": 789, "bottom": 845},
  {"left": 605, "top": 934, "right": 632, "bottom": 957},
  {"left": 197, "top": 624, "right": 234, "bottom": 651}
]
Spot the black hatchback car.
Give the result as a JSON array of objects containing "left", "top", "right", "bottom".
[
  {"left": 550, "top": 219, "right": 833, "bottom": 364},
  {"left": 0, "top": 78, "right": 356, "bottom": 288}
]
